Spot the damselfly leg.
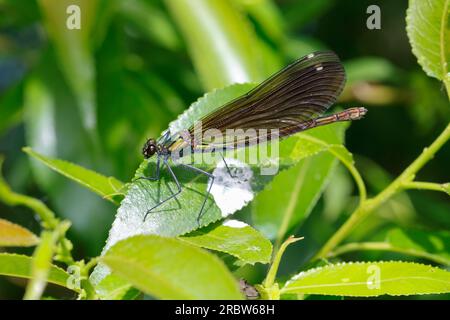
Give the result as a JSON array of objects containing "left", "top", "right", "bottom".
[
  {"left": 143, "top": 155, "right": 181, "bottom": 221},
  {"left": 134, "top": 154, "right": 161, "bottom": 182},
  {"left": 178, "top": 163, "right": 214, "bottom": 224},
  {"left": 219, "top": 152, "right": 238, "bottom": 179},
  {"left": 142, "top": 158, "right": 215, "bottom": 225}
]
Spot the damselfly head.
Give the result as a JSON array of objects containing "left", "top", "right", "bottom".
[{"left": 142, "top": 138, "right": 157, "bottom": 159}]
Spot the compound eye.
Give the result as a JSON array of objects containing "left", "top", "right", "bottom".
[
  {"left": 142, "top": 139, "right": 157, "bottom": 159},
  {"left": 149, "top": 144, "right": 156, "bottom": 155}
]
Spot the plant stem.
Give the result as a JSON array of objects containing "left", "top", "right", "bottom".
[
  {"left": 0, "top": 157, "right": 59, "bottom": 229},
  {"left": 328, "top": 146, "right": 367, "bottom": 204},
  {"left": 264, "top": 236, "right": 303, "bottom": 288},
  {"left": 258, "top": 236, "right": 303, "bottom": 300},
  {"left": 83, "top": 257, "right": 100, "bottom": 274},
  {"left": 329, "top": 242, "right": 450, "bottom": 266},
  {"left": 402, "top": 181, "right": 450, "bottom": 194},
  {"left": 445, "top": 80, "right": 450, "bottom": 100},
  {"left": 314, "top": 122, "right": 450, "bottom": 260},
  {"left": 23, "top": 228, "right": 60, "bottom": 300}
]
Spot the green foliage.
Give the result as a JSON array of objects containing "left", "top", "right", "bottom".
[
  {"left": 282, "top": 261, "right": 450, "bottom": 297},
  {"left": 180, "top": 220, "right": 273, "bottom": 265},
  {"left": 252, "top": 123, "right": 347, "bottom": 241},
  {"left": 94, "top": 273, "right": 141, "bottom": 300},
  {"left": 406, "top": 0, "right": 450, "bottom": 85},
  {"left": 0, "top": 253, "right": 71, "bottom": 290},
  {"left": 102, "top": 235, "right": 243, "bottom": 299},
  {"left": 0, "top": 0, "right": 449, "bottom": 301},
  {"left": 23, "top": 147, "right": 124, "bottom": 204}
]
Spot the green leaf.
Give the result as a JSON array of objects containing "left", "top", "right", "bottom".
[
  {"left": 180, "top": 219, "right": 273, "bottom": 265},
  {"left": 0, "top": 253, "right": 71, "bottom": 290},
  {"left": 165, "top": 0, "right": 264, "bottom": 90},
  {"left": 0, "top": 218, "right": 39, "bottom": 247},
  {"left": 281, "top": 261, "right": 450, "bottom": 297},
  {"left": 406, "top": 0, "right": 450, "bottom": 85},
  {"left": 23, "top": 147, "right": 124, "bottom": 205},
  {"left": 94, "top": 273, "right": 140, "bottom": 300},
  {"left": 102, "top": 235, "right": 243, "bottom": 299}
]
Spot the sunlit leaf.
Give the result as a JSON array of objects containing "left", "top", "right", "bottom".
[
  {"left": 94, "top": 273, "right": 140, "bottom": 300},
  {"left": 102, "top": 235, "right": 243, "bottom": 299},
  {"left": 0, "top": 253, "right": 72, "bottom": 291},
  {"left": 406, "top": 0, "right": 450, "bottom": 84},
  {"left": 180, "top": 220, "right": 272, "bottom": 265},
  {"left": 282, "top": 261, "right": 450, "bottom": 296},
  {"left": 23, "top": 147, "right": 124, "bottom": 204}
]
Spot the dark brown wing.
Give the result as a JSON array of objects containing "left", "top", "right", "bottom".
[{"left": 189, "top": 51, "right": 346, "bottom": 149}]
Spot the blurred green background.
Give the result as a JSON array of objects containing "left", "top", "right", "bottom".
[{"left": 0, "top": 0, "right": 449, "bottom": 299}]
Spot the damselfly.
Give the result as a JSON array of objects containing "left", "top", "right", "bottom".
[{"left": 139, "top": 51, "right": 367, "bottom": 223}]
